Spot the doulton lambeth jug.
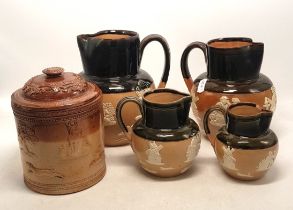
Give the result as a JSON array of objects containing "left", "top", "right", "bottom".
[
  {"left": 204, "top": 103, "right": 278, "bottom": 180},
  {"left": 77, "top": 30, "right": 170, "bottom": 146},
  {"left": 116, "top": 89, "right": 201, "bottom": 177},
  {"left": 11, "top": 67, "right": 106, "bottom": 195},
  {"left": 180, "top": 37, "right": 276, "bottom": 145}
]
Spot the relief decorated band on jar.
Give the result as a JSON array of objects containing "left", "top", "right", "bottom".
[{"left": 11, "top": 67, "right": 106, "bottom": 195}]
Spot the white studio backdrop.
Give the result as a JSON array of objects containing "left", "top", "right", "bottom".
[
  {"left": 1, "top": 1, "right": 293, "bottom": 210},
  {"left": 0, "top": 0, "right": 293, "bottom": 99}
]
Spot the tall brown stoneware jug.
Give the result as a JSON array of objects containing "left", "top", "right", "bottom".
[
  {"left": 180, "top": 38, "right": 276, "bottom": 146},
  {"left": 77, "top": 30, "right": 170, "bottom": 146}
]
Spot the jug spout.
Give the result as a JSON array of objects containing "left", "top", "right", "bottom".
[
  {"left": 76, "top": 34, "right": 93, "bottom": 76},
  {"left": 182, "top": 94, "right": 192, "bottom": 105},
  {"left": 77, "top": 30, "right": 140, "bottom": 78},
  {"left": 77, "top": 35, "right": 89, "bottom": 58}
]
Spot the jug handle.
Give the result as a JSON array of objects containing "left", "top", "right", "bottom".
[
  {"left": 140, "top": 34, "right": 170, "bottom": 88},
  {"left": 116, "top": 96, "right": 144, "bottom": 141},
  {"left": 203, "top": 106, "right": 226, "bottom": 147},
  {"left": 181, "top": 42, "right": 207, "bottom": 92}
]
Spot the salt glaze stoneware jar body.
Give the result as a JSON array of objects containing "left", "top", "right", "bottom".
[
  {"left": 116, "top": 89, "right": 201, "bottom": 177},
  {"left": 204, "top": 103, "right": 278, "bottom": 180},
  {"left": 77, "top": 30, "right": 170, "bottom": 146},
  {"left": 11, "top": 67, "right": 106, "bottom": 195},
  {"left": 180, "top": 38, "right": 276, "bottom": 146}
]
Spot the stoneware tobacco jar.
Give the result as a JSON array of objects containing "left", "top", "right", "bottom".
[
  {"left": 116, "top": 89, "right": 201, "bottom": 177},
  {"left": 77, "top": 30, "right": 170, "bottom": 146},
  {"left": 11, "top": 67, "right": 106, "bottom": 195},
  {"left": 204, "top": 103, "right": 278, "bottom": 180},
  {"left": 180, "top": 37, "right": 276, "bottom": 146}
]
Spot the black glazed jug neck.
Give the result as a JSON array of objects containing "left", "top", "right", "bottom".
[
  {"left": 77, "top": 30, "right": 140, "bottom": 78},
  {"left": 141, "top": 89, "right": 192, "bottom": 129},
  {"left": 227, "top": 103, "right": 273, "bottom": 138},
  {"left": 207, "top": 37, "right": 264, "bottom": 82}
]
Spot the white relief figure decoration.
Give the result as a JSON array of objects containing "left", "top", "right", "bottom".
[
  {"left": 135, "top": 115, "right": 142, "bottom": 121},
  {"left": 236, "top": 172, "right": 253, "bottom": 178},
  {"left": 191, "top": 91, "right": 200, "bottom": 121},
  {"left": 103, "top": 102, "right": 116, "bottom": 126},
  {"left": 257, "top": 150, "right": 277, "bottom": 171},
  {"left": 185, "top": 133, "right": 201, "bottom": 162},
  {"left": 216, "top": 96, "right": 232, "bottom": 109},
  {"left": 231, "top": 97, "right": 241, "bottom": 104},
  {"left": 209, "top": 96, "right": 240, "bottom": 127},
  {"left": 222, "top": 145, "right": 237, "bottom": 170},
  {"left": 112, "top": 131, "right": 128, "bottom": 144},
  {"left": 263, "top": 87, "right": 277, "bottom": 112},
  {"left": 135, "top": 80, "right": 152, "bottom": 99},
  {"left": 146, "top": 141, "right": 164, "bottom": 165},
  {"left": 160, "top": 167, "right": 175, "bottom": 171}
]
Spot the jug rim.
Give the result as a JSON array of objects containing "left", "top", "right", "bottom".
[
  {"left": 77, "top": 29, "right": 138, "bottom": 41},
  {"left": 207, "top": 37, "right": 263, "bottom": 50},
  {"left": 228, "top": 103, "right": 272, "bottom": 119},
  {"left": 143, "top": 88, "right": 191, "bottom": 107}
]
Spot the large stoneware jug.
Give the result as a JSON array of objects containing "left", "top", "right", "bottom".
[
  {"left": 180, "top": 37, "right": 276, "bottom": 145},
  {"left": 77, "top": 30, "right": 170, "bottom": 146}
]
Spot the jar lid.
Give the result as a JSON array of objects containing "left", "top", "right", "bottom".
[
  {"left": 22, "top": 67, "right": 88, "bottom": 100},
  {"left": 11, "top": 67, "right": 102, "bottom": 111}
]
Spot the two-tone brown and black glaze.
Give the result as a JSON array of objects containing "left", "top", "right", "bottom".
[
  {"left": 77, "top": 30, "right": 171, "bottom": 146},
  {"left": 204, "top": 103, "right": 278, "bottom": 180},
  {"left": 180, "top": 37, "right": 276, "bottom": 145},
  {"left": 116, "top": 89, "right": 201, "bottom": 177}
]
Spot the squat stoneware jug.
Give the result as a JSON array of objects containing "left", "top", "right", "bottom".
[
  {"left": 180, "top": 37, "right": 276, "bottom": 145},
  {"left": 77, "top": 30, "right": 170, "bottom": 146},
  {"left": 204, "top": 103, "right": 278, "bottom": 180},
  {"left": 116, "top": 89, "right": 201, "bottom": 177},
  {"left": 11, "top": 67, "right": 106, "bottom": 195}
]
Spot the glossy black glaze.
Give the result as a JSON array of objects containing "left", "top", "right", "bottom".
[
  {"left": 142, "top": 89, "right": 192, "bottom": 129},
  {"left": 217, "top": 127, "right": 278, "bottom": 150},
  {"left": 181, "top": 37, "right": 268, "bottom": 87},
  {"left": 116, "top": 89, "right": 199, "bottom": 141},
  {"left": 207, "top": 38, "right": 264, "bottom": 82},
  {"left": 194, "top": 72, "right": 272, "bottom": 93},
  {"left": 204, "top": 103, "right": 273, "bottom": 137},
  {"left": 77, "top": 30, "right": 170, "bottom": 93},
  {"left": 205, "top": 103, "right": 277, "bottom": 149},
  {"left": 133, "top": 118, "right": 199, "bottom": 141},
  {"left": 77, "top": 30, "right": 140, "bottom": 78},
  {"left": 227, "top": 103, "right": 273, "bottom": 138},
  {"left": 79, "top": 70, "right": 153, "bottom": 93}
]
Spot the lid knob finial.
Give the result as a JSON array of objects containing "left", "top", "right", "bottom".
[{"left": 42, "top": 67, "right": 64, "bottom": 77}]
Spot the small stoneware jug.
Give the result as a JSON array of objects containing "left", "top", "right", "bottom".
[
  {"left": 204, "top": 103, "right": 278, "bottom": 180},
  {"left": 11, "top": 67, "right": 106, "bottom": 195},
  {"left": 77, "top": 30, "right": 170, "bottom": 146},
  {"left": 116, "top": 89, "right": 201, "bottom": 177},
  {"left": 180, "top": 37, "right": 276, "bottom": 145}
]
